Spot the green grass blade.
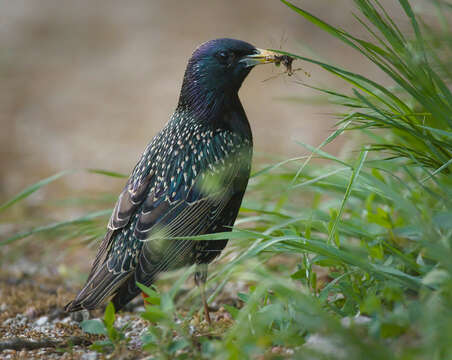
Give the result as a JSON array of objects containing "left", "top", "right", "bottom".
[
  {"left": 274, "top": 50, "right": 410, "bottom": 113},
  {"left": 421, "top": 158, "right": 452, "bottom": 183},
  {"left": 328, "top": 148, "right": 368, "bottom": 245},
  {"left": 0, "top": 168, "right": 128, "bottom": 214},
  {"left": 280, "top": 0, "right": 356, "bottom": 49},
  {"left": 250, "top": 156, "right": 309, "bottom": 178},
  {"left": 290, "top": 120, "right": 352, "bottom": 185},
  {"left": 0, "top": 170, "right": 73, "bottom": 213},
  {"left": 87, "top": 169, "right": 128, "bottom": 178},
  {"left": 398, "top": 0, "right": 427, "bottom": 63},
  {"left": 0, "top": 209, "right": 111, "bottom": 246},
  {"left": 292, "top": 167, "right": 350, "bottom": 189}
]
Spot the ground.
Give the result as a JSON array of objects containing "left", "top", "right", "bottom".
[{"left": 0, "top": 261, "right": 240, "bottom": 359}]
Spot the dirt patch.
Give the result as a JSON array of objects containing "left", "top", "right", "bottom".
[
  {"left": 0, "top": 269, "right": 240, "bottom": 359},
  {"left": 0, "top": 272, "right": 147, "bottom": 359}
]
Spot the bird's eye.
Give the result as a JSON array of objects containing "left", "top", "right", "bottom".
[{"left": 216, "top": 51, "right": 229, "bottom": 63}]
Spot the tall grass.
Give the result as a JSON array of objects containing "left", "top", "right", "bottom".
[
  {"left": 1, "top": 0, "right": 451, "bottom": 359},
  {"left": 208, "top": 1, "right": 451, "bottom": 358}
]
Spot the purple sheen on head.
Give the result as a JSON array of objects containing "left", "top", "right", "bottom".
[
  {"left": 191, "top": 38, "right": 257, "bottom": 60},
  {"left": 177, "top": 38, "right": 259, "bottom": 121}
]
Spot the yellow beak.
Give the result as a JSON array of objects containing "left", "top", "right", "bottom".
[{"left": 240, "top": 48, "right": 281, "bottom": 67}]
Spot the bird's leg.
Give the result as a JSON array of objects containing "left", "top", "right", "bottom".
[
  {"left": 194, "top": 263, "right": 211, "bottom": 324},
  {"left": 141, "top": 291, "right": 149, "bottom": 305}
]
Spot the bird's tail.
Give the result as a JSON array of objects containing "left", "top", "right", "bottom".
[
  {"left": 111, "top": 276, "right": 145, "bottom": 311},
  {"left": 64, "top": 264, "right": 131, "bottom": 312}
]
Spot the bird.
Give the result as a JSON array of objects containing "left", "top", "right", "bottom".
[{"left": 65, "top": 38, "right": 281, "bottom": 323}]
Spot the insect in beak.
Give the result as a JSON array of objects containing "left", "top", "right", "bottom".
[{"left": 239, "top": 48, "right": 282, "bottom": 67}]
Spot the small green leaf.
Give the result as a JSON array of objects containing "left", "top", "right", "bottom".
[
  {"left": 104, "top": 302, "right": 116, "bottom": 329},
  {"left": 141, "top": 332, "right": 156, "bottom": 346},
  {"left": 237, "top": 292, "right": 250, "bottom": 303},
  {"left": 168, "top": 339, "right": 189, "bottom": 354},
  {"left": 290, "top": 268, "right": 306, "bottom": 280},
  {"left": 108, "top": 327, "right": 120, "bottom": 343},
  {"left": 81, "top": 319, "right": 107, "bottom": 335},
  {"left": 137, "top": 282, "right": 161, "bottom": 305},
  {"left": 141, "top": 306, "right": 168, "bottom": 322},
  {"left": 90, "top": 340, "right": 112, "bottom": 353}
]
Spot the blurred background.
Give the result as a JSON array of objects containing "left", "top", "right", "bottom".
[{"left": 0, "top": 0, "right": 401, "bottom": 201}]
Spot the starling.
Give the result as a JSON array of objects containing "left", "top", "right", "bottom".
[{"left": 65, "top": 38, "right": 281, "bottom": 321}]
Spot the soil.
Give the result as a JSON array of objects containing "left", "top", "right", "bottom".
[{"left": 0, "top": 266, "right": 238, "bottom": 359}]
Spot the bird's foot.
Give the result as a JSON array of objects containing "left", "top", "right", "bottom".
[{"left": 203, "top": 301, "right": 211, "bottom": 325}]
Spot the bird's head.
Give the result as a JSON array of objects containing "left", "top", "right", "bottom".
[{"left": 178, "top": 38, "right": 279, "bottom": 110}]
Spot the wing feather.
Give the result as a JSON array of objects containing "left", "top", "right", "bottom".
[{"left": 66, "top": 128, "right": 251, "bottom": 312}]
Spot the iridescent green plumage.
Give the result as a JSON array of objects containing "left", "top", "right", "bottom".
[{"left": 65, "top": 38, "right": 270, "bottom": 313}]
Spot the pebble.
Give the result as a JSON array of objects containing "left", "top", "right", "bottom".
[
  {"left": 60, "top": 316, "right": 74, "bottom": 324},
  {"left": 81, "top": 352, "right": 98, "bottom": 360},
  {"left": 2, "top": 318, "right": 13, "bottom": 326},
  {"left": 36, "top": 315, "right": 49, "bottom": 326},
  {"left": 12, "top": 313, "right": 28, "bottom": 326},
  {"left": 341, "top": 315, "right": 371, "bottom": 327},
  {"left": 305, "top": 334, "right": 347, "bottom": 359}
]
